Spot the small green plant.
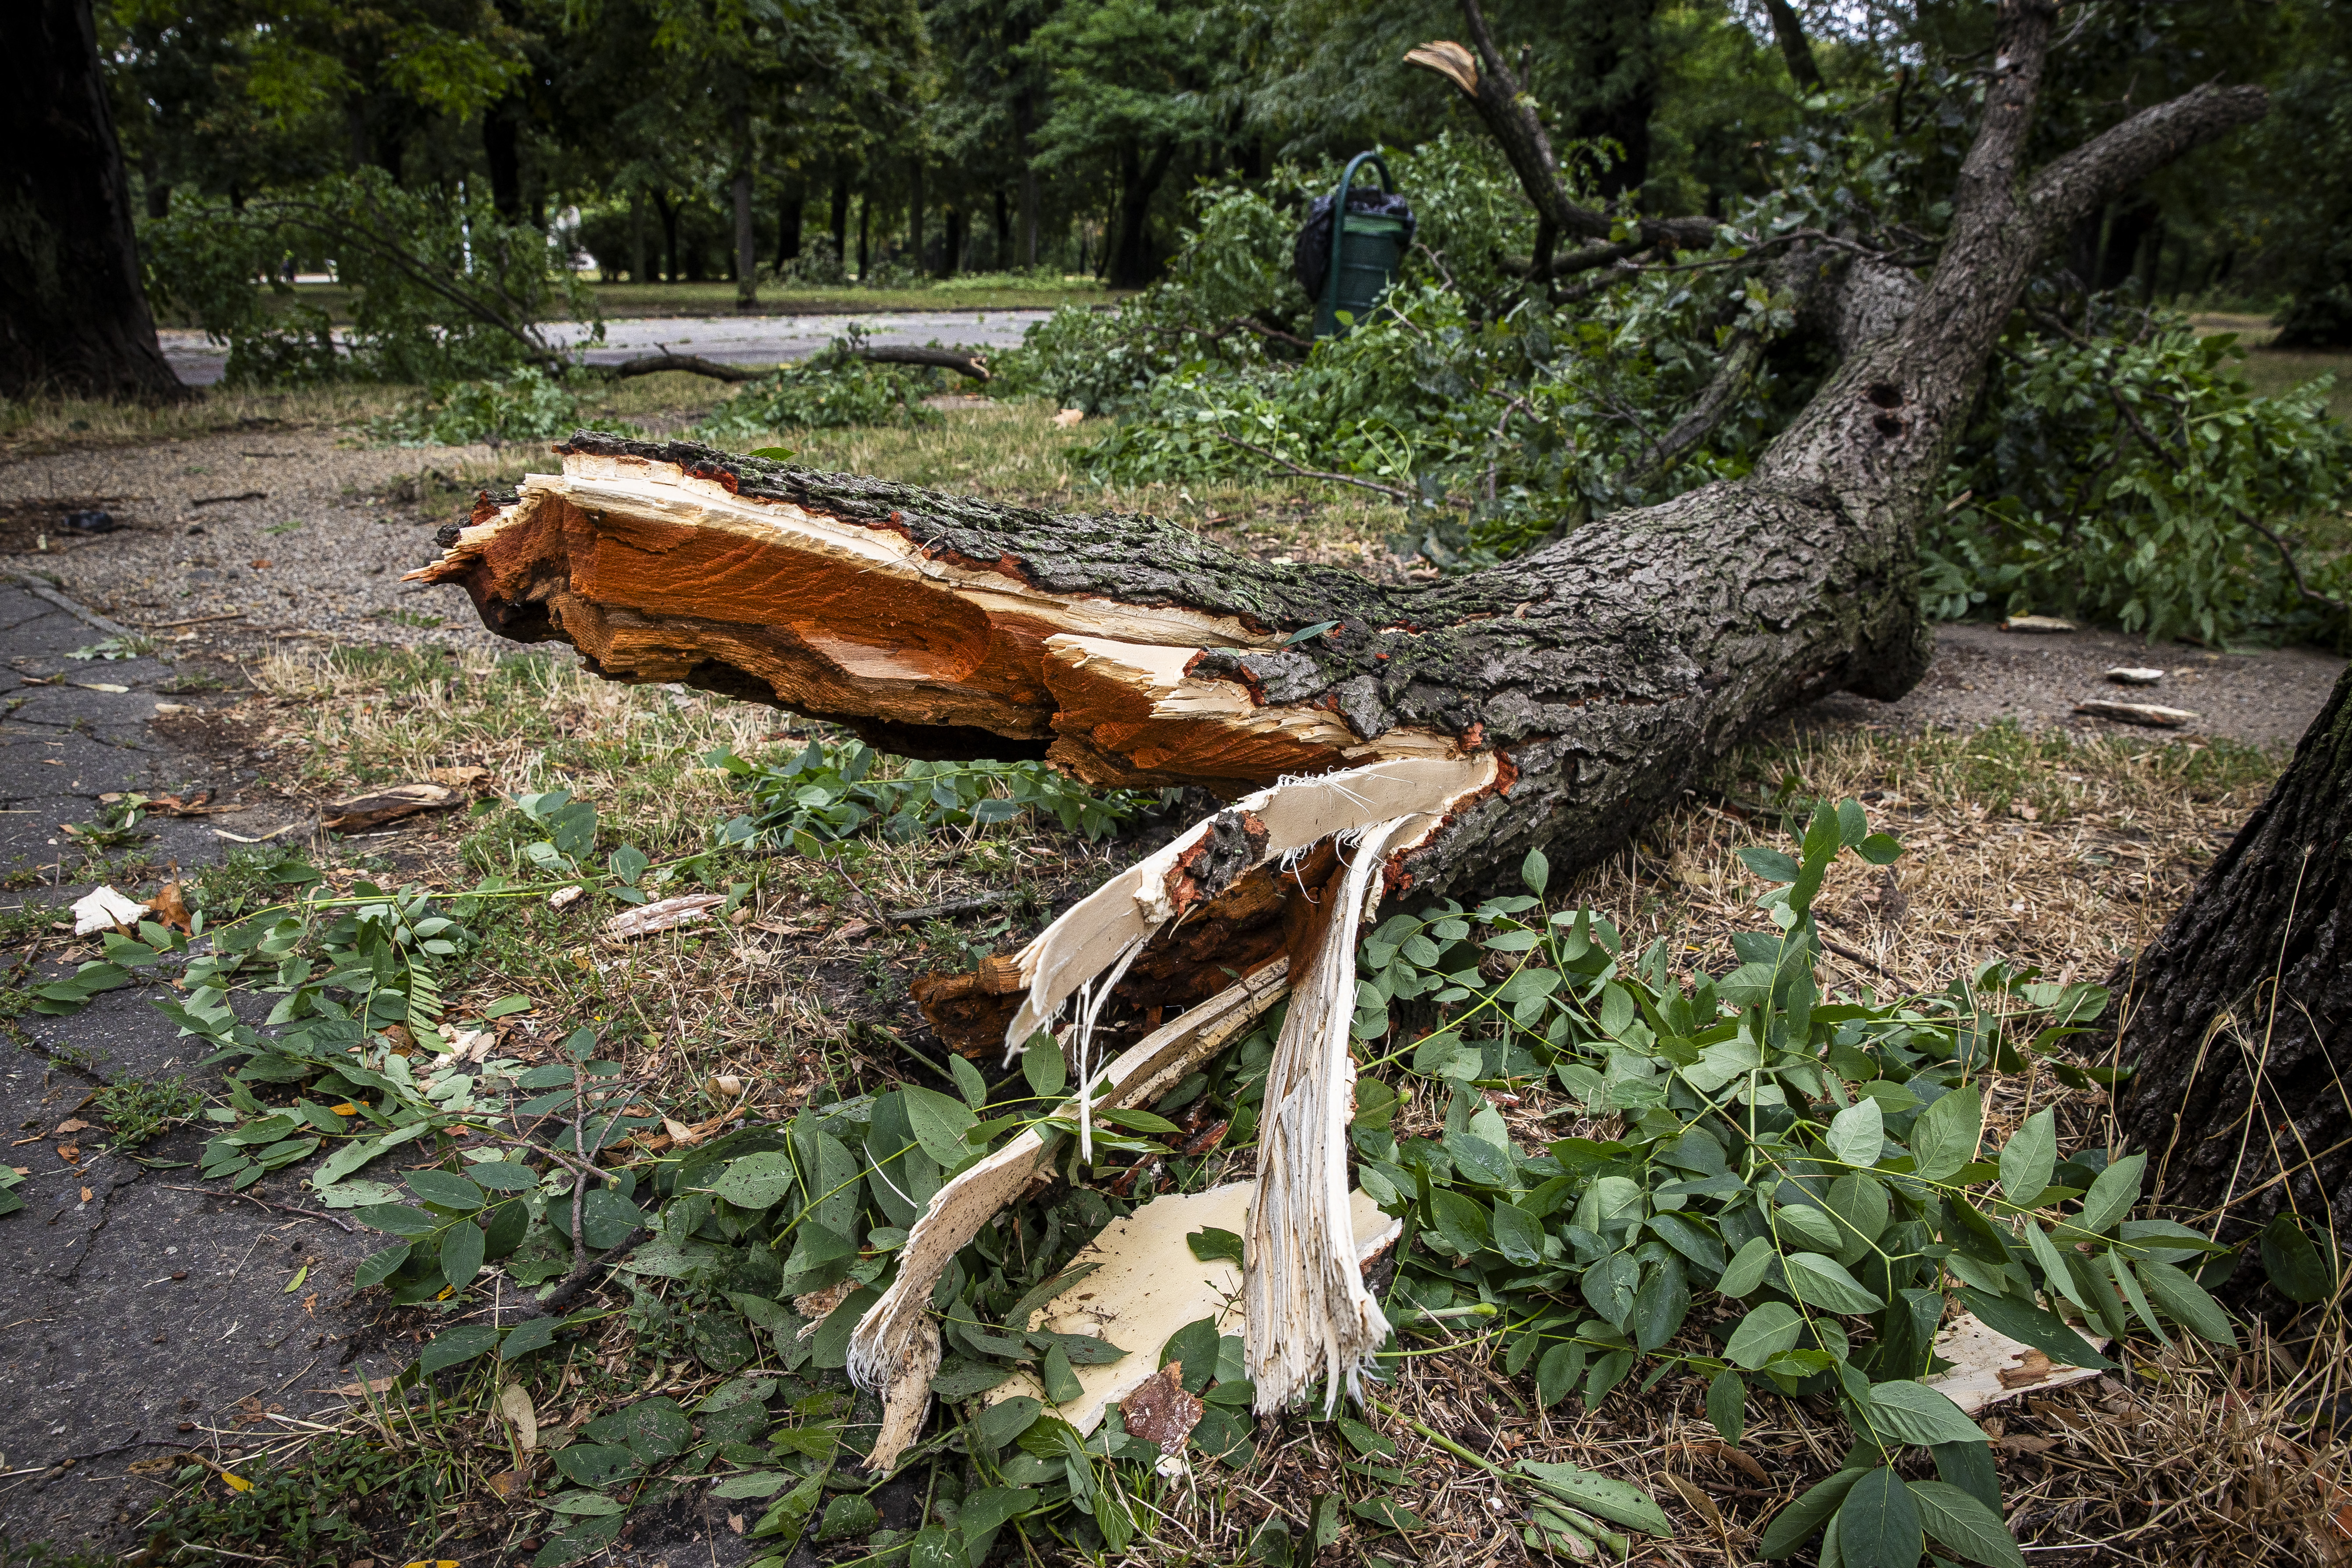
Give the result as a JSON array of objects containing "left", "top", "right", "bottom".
[
  {"left": 142, "top": 1432, "right": 456, "bottom": 1563},
  {"left": 67, "top": 634, "right": 157, "bottom": 661},
  {"left": 704, "top": 736, "right": 1166, "bottom": 854},
  {"left": 696, "top": 333, "right": 944, "bottom": 443},
  {"left": 369, "top": 367, "right": 644, "bottom": 449},
  {"left": 92, "top": 1073, "right": 205, "bottom": 1150}
]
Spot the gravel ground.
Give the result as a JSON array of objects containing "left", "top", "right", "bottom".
[
  {"left": 0, "top": 426, "right": 508, "bottom": 650},
  {"left": 5, "top": 427, "right": 2342, "bottom": 746}
]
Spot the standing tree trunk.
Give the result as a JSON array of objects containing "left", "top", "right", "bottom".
[
  {"left": 909, "top": 159, "right": 925, "bottom": 271},
  {"left": 1015, "top": 95, "right": 1042, "bottom": 268},
  {"left": 829, "top": 167, "right": 853, "bottom": 266},
  {"left": 2114, "top": 664, "right": 2352, "bottom": 1304},
  {"left": 411, "top": 0, "right": 2266, "bottom": 1470},
  {"left": 731, "top": 108, "right": 758, "bottom": 309},
  {"left": 777, "top": 178, "right": 803, "bottom": 267},
  {"left": 2, "top": 0, "right": 186, "bottom": 401},
  {"left": 1106, "top": 142, "right": 1173, "bottom": 289},
  {"left": 1761, "top": 0, "right": 1826, "bottom": 93},
  {"left": 940, "top": 206, "right": 965, "bottom": 279},
  {"left": 485, "top": 100, "right": 525, "bottom": 220}
]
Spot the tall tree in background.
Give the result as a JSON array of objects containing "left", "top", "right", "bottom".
[
  {"left": 1027, "top": 0, "right": 1240, "bottom": 286},
  {"left": 4, "top": 0, "right": 183, "bottom": 400}
]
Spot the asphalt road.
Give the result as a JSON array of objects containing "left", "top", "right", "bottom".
[{"left": 157, "top": 309, "right": 1055, "bottom": 386}]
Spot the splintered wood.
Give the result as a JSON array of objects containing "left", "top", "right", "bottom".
[{"left": 405, "top": 446, "right": 1474, "bottom": 793}]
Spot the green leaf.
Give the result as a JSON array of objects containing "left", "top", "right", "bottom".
[
  {"left": 1908, "top": 1479, "right": 2027, "bottom": 1568},
  {"left": 711, "top": 1150, "right": 797, "bottom": 1210},
  {"left": 1834, "top": 1467, "right": 1923, "bottom": 1568},
  {"left": 902, "top": 1085, "right": 978, "bottom": 1167},
  {"left": 1535, "top": 1342, "right": 1583, "bottom": 1408},
  {"left": 1718, "top": 1235, "right": 1776, "bottom": 1297},
  {"left": 1952, "top": 1287, "right": 2113, "bottom": 1369},
  {"left": 501, "top": 1316, "right": 561, "bottom": 1361},
  {"left": 949, "top": 1054, "right": 989, "bottom": 1110},
  {"left": 1516, "top": 1460, "right": 1672, "bottom": 1536},
  {"left": 1706, "top": 1369, "right": 1746, "bottom": 1443},
  {"left": 1863, "top": 1381, "right": 1985, "bottom": 1448},
  {"left": 1998, "top": 1109, "right": 2057, "bottom": 1206},
  {"left": 1022, "top": 1034, "right": 1067, "bottom": 1100},
  {"left": 2260, "top": 1213, "right": 2334, "bottom": 1303},
  {"left": 2075, "top": 1152, "right": 2146, "bottom": 1238},
  {"left": 1350, "top": 1496, "right": 1428, "bottom": 1532},
  {"left": 1737, "top": 847, "right": 1800, "bottom": 884},
  {"left": 1725, "top": 1302, "right": 1805, "bottom": 1369},
  {"left": 440, "top": 1218, "right": 486, "bottom": 1291},
  {"left": 354, "top": 1241, "right": 411, "bottom": 1288},
  {"left": 2137, "top": 1258, "right": 2240, "bottom": 1349},
  {"left": 592, "top": 1396, "right": 694, "bottom": 1462},
  {"left": 1042, "top": 1343, "right": 1083, "bottom": 1405},
  {"left": 1827, "top": 1098, "right": 1884, "bottom": 1168},
  {"left": 419, "top": 1323, "right": 501, "bottom": 1374},
  {"left": 1855, "top": 832, "right": 1904, "bottom": 865},
  {"left": 1759, "top": 1468, "right": 1865, "bottom": 1557},
  {"left": 1521, "top": 847, "right": 1550, "bottom": 896},
  {"left": 406, "top": 1168, "right": 486, "bottom": 1211},
  {"left": 1187, "top": 1226, "right": 1244, "bottom": 1266},
  {"left": 748, "top": 446, "right": 796, "bottom": 461},
  {"left": 2024, "top": 1221, "right": 2089, "bottom": 1311},
  {"left": 1428, "top": 1189, "right": 1491, "bottom": 1257},
  {"left": 1910, "top": 1085, "right": 1983, "bottom": 1182},
  {"left": 1784, "top": 1251, "right": 1884, "bottom": 1314},
  {"left": 469, "top": 1161, "right": 539, "bottom": 1191},
  {"left": 1493, "top": 1201, "right": 1546, "bottom": 1267}
]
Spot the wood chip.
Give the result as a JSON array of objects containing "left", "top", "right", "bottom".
[
  {"left": 601, "top": 893, "right": 726, "bottom": 939},
  {"left": 2073, "top": 699, "right": 2198, "bottom": 729},
  {"left": 1926, "top": 1311, "right": 2106, "bottom": 1414},
  {"left": 1118, "top": 1361, "right": 1204, "bottom": 1456},
  {"left": 2001, "top": 614, "right": 2077, "bottom": 633},
  {"left": 320, "top": 782, "right": 459, "bottom": 830},
  {"left": 2104, "top": 667, "right": 2166, "bottom": 686}
]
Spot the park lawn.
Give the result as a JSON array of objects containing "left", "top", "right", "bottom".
[{"left": 2190, "top": 310, "right": 2352, "bottom": 419}]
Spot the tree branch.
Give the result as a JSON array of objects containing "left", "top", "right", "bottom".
[
  {"left": 2024, "top": 82, "right": 2270, "bottom": 240},
  {"left": 1761, "top": 0, "right": 1825, "bottom": 93},
  {"left": 1408, "top": 5, "right": 1716, "bottom": 256},
  {"left": 607, "top": 345, "right": 992, "bottom": 384}
]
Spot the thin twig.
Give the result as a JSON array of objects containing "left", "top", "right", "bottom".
[
  {"left": 159, "top": 1183, "right": 361, "bottom": 1234},
  {"left": 1213, "top": 433, "right": 1462, "bottom": 509}
]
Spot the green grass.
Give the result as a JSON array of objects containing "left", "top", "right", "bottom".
[{"left": 2189, "top": 312, "right": 2352, "bottom": 421}]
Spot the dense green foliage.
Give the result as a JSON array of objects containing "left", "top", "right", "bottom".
[
  {"left": 1930, "top": 309, "right": 2352, "bottom": 645},
  {"left": 141, "top": 171, "right": 597, "bottom": 385},
  {"left": 696, "top": 337, "right": 948, "bottom": 442}
]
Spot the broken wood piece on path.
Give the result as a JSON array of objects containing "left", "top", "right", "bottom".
[
  {"left": 2001, "top": 614, "right": 2077, "bottom": 633},
  {"left": 979, "top": 1180, "right": 1402, "bottom": 1437},
  {"left": 2104, "top": 667, "right": 2165, "bottom": 686},
  {"left": 2073, "top": 699, "right": 2199, "bottom": 729},
  {"left": 319, "top": 781, "right": 459, "bottom": 831},
  {"left": 71, "top": 883, "right": 147, "bottom": 936},
  {"left": 601, "top": 892, "right": 726, "bottom": 939}
]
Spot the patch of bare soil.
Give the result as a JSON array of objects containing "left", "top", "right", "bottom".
[{"left": 1799, "top": 620, "right": 2345, "bottom": 749}]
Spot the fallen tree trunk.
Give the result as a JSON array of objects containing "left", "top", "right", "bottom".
[
  {"left": 607, "top": 344, "right": 990, "bottom": 384},
  {"left": 407, "top": 0, "right": 2264, "bottom": 1470}
]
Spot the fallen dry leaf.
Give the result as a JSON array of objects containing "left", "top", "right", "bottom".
[
  {"left": 150, "top": 879, "right": 193, "bottom": 933},
  {"left": 57, "top": 1145, "right": 79, "bottom": 1163},
  {"left": 55, "top": 1119, "right": 90, "bottom": 1136},
  {"left": 330, "top": 1375, "right": 401, "bottom": 1397},
  {"left": 425, "top": 765, "right": 493, "bottom": 791},
  {"left": 1118, "top": 1361, "right": 1204, "bottom": 1456},
  {"left": 794, "top": 1280, "right": 858, "bottom": 1334},
  {"left": 1667, "top": 1472, "right": 1725, "bottom": 1531},
  {"left": 499, "top": 1383, "right": 539, "bottom": 1449},
  {"left": 486, "top": 1469, "right": 525, "bottom": 1499},
  {"left": 1052, "top": 408, "right": 1086, "bottom": 427},
  {"left": 79, "top": 1186, "right": 93, "bottom": 1203}
]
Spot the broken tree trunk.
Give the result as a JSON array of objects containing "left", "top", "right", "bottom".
[
  {"left": 407, "top": 0, "right": 2263, "bottom": 1472},
  {"left": 2112, "top": 663, "right": 2352, "bottom": 1309}
]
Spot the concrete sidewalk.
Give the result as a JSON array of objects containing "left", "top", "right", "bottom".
[{"left": 0, "top": 576, "right": 397, "bottom": 1550}]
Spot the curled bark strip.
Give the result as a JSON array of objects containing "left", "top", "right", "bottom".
[
  {"left": 1247, "top": 814, "right": 1421, "bottom": 1414},
  {"left": 848, "top": 962, "right": 1292, "bottom": 1472}
]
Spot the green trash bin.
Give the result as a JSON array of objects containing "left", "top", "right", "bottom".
[{"left": 1313, "top": 153, "right": 1412, "bottom": 340}]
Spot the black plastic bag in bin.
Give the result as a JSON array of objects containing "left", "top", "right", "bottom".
[{"left": 1293, "top": 186, "right": 1417, "bottom": 304}]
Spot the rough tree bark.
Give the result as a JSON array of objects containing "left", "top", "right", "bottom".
[
  {"left": 410, "top": 0, "right": 2265, "bottom": 1468},
  {"left": 2, "top": 0, "right": 187, "bottom": 401},
  {"left": 2115, "top": 664, "right": 2352, "bottom": 1302}
]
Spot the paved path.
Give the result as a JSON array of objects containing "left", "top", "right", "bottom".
[
  {"left": 158, "top": 308, "right": 1055, "bottom": 386},
  {"left": 0, "top": 579, "right": 399, "bottom": 1550}
]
